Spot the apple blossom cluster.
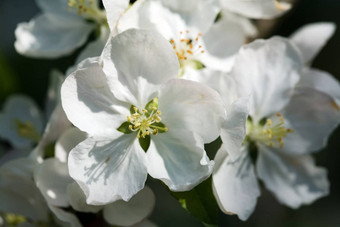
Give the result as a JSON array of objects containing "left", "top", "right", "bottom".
[{"left": 1, "top": 0, "right": 339, "bottom": 226}]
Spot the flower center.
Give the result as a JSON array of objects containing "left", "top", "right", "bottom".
[
  {"left": 14, "top": 119, "right": 41, "bottom": 143},
  {"left": 127, "top": 106, "right": 167, "bottom": 139},
  {"left": 68, "top": 0, "right": 106, "bottom": 24},
  {"left": 170, "top": 30, "right": 205, "bottom": 71},
  {"left": 247, "top": 113, "right": 294, "bottom": 149}
]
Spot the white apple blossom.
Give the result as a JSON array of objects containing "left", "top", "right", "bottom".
[
  {"left": 212, "top": 37, "right": 340, "bottom": 220},
  {"left": 15, "top": 0, "right": 128, "bottom": 58},
  {"left": 61, "top": 29, "right": 225, "bottom": 205},
  {"left": 118, "top": 0, "right": 256, "bottom": 73},
  {"left": 219, "top": 0, "right": 291, "bottom": 19}
]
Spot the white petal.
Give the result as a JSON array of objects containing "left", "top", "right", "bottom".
[
  {"left": 67, "top": 182, "right": 103, "bottom": 213},
  {"left": 102, "top": 29, "right": 179, "bottom": 107},
  {"left": 182, "top": 68, "right": 239, "bottom": 109},
  {"left": 158, "top": 79, "right": 224, "bottom": 143},
  {"left": 61, "top": 60, "right": 130, "bottom": 137},
  {"left": 30, "top": 103, "right": 71, "bottom": 163},
  {"left": 282, "top": 87, "right": 340, "bottom": 154},
  {"left": 48, "top": 204, "right": 82, "bottom": 227},
  {"left": 68, "top": 135, "right": 147, "bottom": 205},
  {"left": 34, "top": 158, "right": 73, "bottom": 207},
  {"left": 0, "top": 158, "right": 49, "bottom": 222},
  {"left": 118, "top": 0, "right": 192, "bottom": 40},
  {"left": 257, "top": 146, "right": 329, "bottom": 208},
  {"left": 220, "top": 97, "right": 249, "bottom": 161},
  {"left": 0, "top": 95, "right": 43, "bottom": 149},
  {"left": 103, "top": 186, "right": 155, "bottom": 226},
  {"left": 161, "top": 0, "right": 220, "bottom": 33},
  {"left": 35, "top": 0, "right": 82, "bottom": 20},
  {"left": 212, "top": 146, "right": 260, "bottom": 221},
  {"left": 55, "top": 127, "right": 87, "bottom": 163},
  {"left": 102, "top": 0, "right": 129, "bottom": 31},
  {"left": 147, "top": 130, "right": 213, "bottom": 191},
  {"left": 230, "top": 37, "right": 302, "bottom": 122},
  {"left": 290, "top": 22, "right": 336, "bottom": 64},
  {"left": 198, "top": 13, "right": 254, "bottom": 72},
  {"left": 15, "top": 13, "right": 94, "bottom": 58},
  {"left": 220, "top": 0, "right": 291, "bottom": 19},
  {"left": 298, "top": 68, "right": 340, "bottom": 107},
  {"left": 74, "top": 26, "right": 110, "bottom": 64}
]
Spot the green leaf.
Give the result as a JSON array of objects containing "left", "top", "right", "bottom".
[
  {"left": 171, "top": 177, "right": 219, "bottom": 226},
  {"left": 144, "top": 98, "right": 158, "bottom": 116},
  {"left": 117, "top": 122, "right": 133, "bottom": 134},
  {"left": 139, "top": 135, "right": 150, "bottom": 152}
]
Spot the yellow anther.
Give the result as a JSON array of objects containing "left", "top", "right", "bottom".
[
  {"left": 126, "top": 105, "right": 167, "bottom": 138},
  {"left": 266, "top": 119, "right": 272, "bottom": 126},
  {"left": 247, "top": 113, "right": 294, "bottom": 149},
  {"left": 169, "top": 30, "right": 205, "bottom": 67}
]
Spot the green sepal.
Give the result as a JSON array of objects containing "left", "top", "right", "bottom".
[
  {"left": 171, "top": 177, "right": 219, "bottom": 226},
  {"left": 43, "top": 142, "right": 55, "bottom": 159},
  {"left": 145, "top": 98, "right": 158, "bottom": 116},
  {"left": 130, "top": 105, "right": 136, "bottom": 114},
  {"left": 139, "top": 135, "right": 150, "bottom": 152},
  {"left": 117, "top": 122, "right": 133, "bottom": 134}
]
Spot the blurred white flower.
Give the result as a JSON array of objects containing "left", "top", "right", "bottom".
[
  {"left": 0, "top": 95, "right": 43, "bottom": 149},
  {"left": 212, "top": 37, "right": 340, "bottom": 220},
  {"left": 61, "top": 29, "right": 224, "bottom": 205},
  {"left": 118, "top": 0, "right": 255, "bottom": 74},
  {"left": 14, "top": 0, "right": 129, "bottom": 58},
  {"left": 219, "top": 0, "right": 291, "bottom": 19}
]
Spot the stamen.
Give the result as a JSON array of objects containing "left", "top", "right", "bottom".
[
  {"left": 169, "top": 30, "right": 205, "bottom": 67},
  {"left": 247, "top": 113, "right": 294, "bottom": 149},
  {"left": 68, "top": 0, "right": 106, "bottom": 24},
  {"left": 14, "top": 119, "right": 41, "bottom": 143},
  {"left": 126, "top": 106, "right": 167, "bottom": 138}
]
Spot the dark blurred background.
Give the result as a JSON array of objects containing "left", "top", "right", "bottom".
[{"left": 0, "top": 0, "right": 339, "bottom": 226}]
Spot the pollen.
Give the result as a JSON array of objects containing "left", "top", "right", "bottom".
[
  {"left": 169, "top": 30, "right": 205, "bottom": 67},
  {"left": 127, "top": 106, "right": 167, "bottom": 138},
  {"left": 247, "top": 113, "right": 294, "bottom": 149},
  {"left": 68, "top": 0, "right": 106, "bottom": 24}
]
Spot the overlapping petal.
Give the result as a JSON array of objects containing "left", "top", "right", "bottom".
[
  {"left": 282, "top": 88, "right": 340, "bottom": 155},
  {"left": 103, "top": 186, "right": 155, "bottom": 226},
  {"left": 61, "top": 60, "right": 130, "bottom": 137},
  {"left": 257, "top": 145, "right": 329, "bottom": 208},
  {"left": 158, "top": 79, "right": 224, "bottom": 143},
  {"left": 101, "top": 29, "right": 179, "bottom": 107},
  {"left": 147, "top": 130, "right": 213, "bottom": 191},
  {"left": 68, "top": 135, "right": 147, "bottom": 205},
  {"left": 230, "top": 37, "right": 302, "bottom": 122},
  {"left": 212, "top": 146, "right": 260, "bottom": 221},
  {"left": 34, "top": 159, "right": 73, "bottom": 207}
]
